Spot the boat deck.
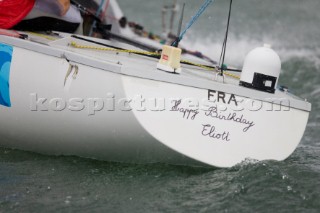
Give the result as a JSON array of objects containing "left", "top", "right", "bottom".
[
  {"left": 0, "top": 31, "right": 311, "bottom": 112},
  {"left": 25, "top": 31, "right": 239, "bottom": 84}
]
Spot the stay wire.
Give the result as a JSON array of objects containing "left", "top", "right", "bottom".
[
  {"left": 172, "top": 0, "right": 214, "bottom": 47},
  {"left": 219, "top": 0, "right": 233, "bottom": 75}
]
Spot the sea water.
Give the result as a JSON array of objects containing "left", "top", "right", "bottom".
[{"left": 1, "top": 0, "right": 319, "bottom": 212}]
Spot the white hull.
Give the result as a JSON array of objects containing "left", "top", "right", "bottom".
[
  {"left": 0, "top": 46, "right": 200, "bottom": 166},
  {"left": 0, "top": 33, "right": 311, "bottom": 167}
]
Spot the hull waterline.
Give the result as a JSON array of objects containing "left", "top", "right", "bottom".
[{"left": 0, "top": 33, "right": 311, "bottom": 168}]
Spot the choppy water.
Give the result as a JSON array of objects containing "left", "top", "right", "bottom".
[{"left": 1, "top": 0, "right": 320, "bottom": 212}]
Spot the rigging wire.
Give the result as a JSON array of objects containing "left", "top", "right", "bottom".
[
  {"left": 219, "top": 0, "right": 233, "bottom": 75},
  {"left": 89, "top": 0, "right": 105, "bottom": 36},
  {"left": 172, "top": 0, "right": 215, "bottom": 46},
  {"left": 173, "top": 2, "right": 185, "bottom": 47}
]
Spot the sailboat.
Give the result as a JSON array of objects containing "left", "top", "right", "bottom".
[{"left": 0, "top": 0, "right": 311, "bottom": 168}]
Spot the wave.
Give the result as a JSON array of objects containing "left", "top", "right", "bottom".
[{"left": 181, "top": 34, "right": 320, "bottom": 69}]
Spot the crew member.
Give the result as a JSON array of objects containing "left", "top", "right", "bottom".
[{"left": 0, "top": 0, "right": 82, "bottom": 34}]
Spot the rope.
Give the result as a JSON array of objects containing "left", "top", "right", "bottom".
[
  {"left": 69, "top": 41, "right": 240, "bottom": 79},
  {"left": 70, "top": 42, "right": 160, "bottom": 56},
  {"left": 181, "top": 60, "right": 240, "bottom": 79},
  {"left": 172, "top": 0, "right": 215, "bottom": 46},
  {"left": 27, "top": 32, "right": 57, "bottom": 41},
  {"left": 224, "top": 72, "right": 240, "bottom": 79},
  {"left": 181, "top": 60, "right": 215, "bottom": 71}
]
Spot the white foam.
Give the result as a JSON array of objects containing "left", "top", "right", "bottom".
[{"left": 180, "top": 34, "right": 320, "bottom": 69}]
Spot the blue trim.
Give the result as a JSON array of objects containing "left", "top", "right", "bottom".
[{"left": 0, "top": 43, "right": 13, "bottom": 107}]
